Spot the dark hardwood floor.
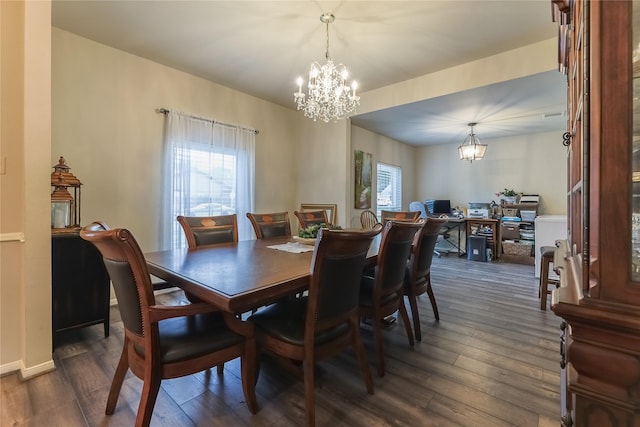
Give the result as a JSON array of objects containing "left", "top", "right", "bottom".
[{"left": 1, "top": 255, "right": 561, "bottom": 426}]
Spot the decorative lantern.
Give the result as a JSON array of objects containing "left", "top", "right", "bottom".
[{"left": 50, "top": 157, "right": 82, "bottom": 231}]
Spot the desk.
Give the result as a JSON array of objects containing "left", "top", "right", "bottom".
[
  {"left": 146, "top": 236, "right": 379, "bottom": 314},
  {"left": 439, "top": 218, "right": 466, "bottom": 256},
  {"left": 465, "top": 218, "right": 501, "bottom": 260}
]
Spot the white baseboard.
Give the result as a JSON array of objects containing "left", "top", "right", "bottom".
[
  {"left": 0, "top": 360, "right": 23, "bottom": 376},
  {"left": 0, "top": 358, "right": 56, "bottom": 379}
]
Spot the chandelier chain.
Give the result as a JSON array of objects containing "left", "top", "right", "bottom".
[{"left": 325, "top": 18, "right": 330, "bottom": 60}]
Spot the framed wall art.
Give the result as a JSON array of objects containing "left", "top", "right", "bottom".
[{"left": 354, "top": 150, "right": 372, "bottom": 209}]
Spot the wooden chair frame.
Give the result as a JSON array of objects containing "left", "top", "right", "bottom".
[
  {"left": 80, "top": 222, "right": 258, "bottom": 426},
  {"left": 359, "top": 220, "right": 422, "bottom": 377},
  {"left": 360, "top": 210, "right": 381, "bottom": 229},
  {"left": 177, "top": 214, "right": 238, "bottom": 249},
  {"left": 294, "top": 209, "right": 329, "bottom": 229},
  {"left": 404, "top": 218, "right": 445, "bottom": 341},
  {"left": 246, "top": 211, "right": 291, "bottom": 239},
  {"left": 380, "top": 210, "right": 421, "bottom": 225},
  {"left": 250, "top": 228, "right": 380, "bottom": 426}
]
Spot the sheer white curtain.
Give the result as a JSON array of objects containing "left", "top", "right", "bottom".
[{"left": 160, "top": 111, "right": 255, "bottom": 249}]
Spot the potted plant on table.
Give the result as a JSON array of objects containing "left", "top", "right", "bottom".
[
  {"left": 496, "top": 188, "right": 520, "bottom": 205},
  {"left": 294, "top": 223, "right": 343, "bottom": 245}
]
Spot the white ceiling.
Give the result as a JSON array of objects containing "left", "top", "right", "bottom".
[{"left": 51, "top": 0, "right": 568, "bottom": 146}]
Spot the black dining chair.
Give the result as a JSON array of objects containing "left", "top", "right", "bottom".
[
  {"left": 248, "top": 227, "right": 381, "bottom": 427},
  {"left": 359, "top": 220, "right": 422, "bottom": 377},
  {"left": 80, "top": 221, "right": 258, "bottom": 427},
  {"left": 404, "top": 218, "right": 446, "bottom": 341}
]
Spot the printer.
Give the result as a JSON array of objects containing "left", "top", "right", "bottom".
[{"left": 468, "top": 202, "right": 490, "bottom": 218}]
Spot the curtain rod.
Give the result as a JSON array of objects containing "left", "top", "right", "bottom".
[{"left": 156, "top": 108, "right": 259, "bottom": 134}]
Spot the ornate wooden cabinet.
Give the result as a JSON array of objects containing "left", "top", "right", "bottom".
[
  {"left": 550, "top": 1, "right": 640, "bottom": 425},
  {"left": 52, "top": 230, "right": 110, "bottom": 348}
]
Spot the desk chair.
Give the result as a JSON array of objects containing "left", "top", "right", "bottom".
[
  {"left": 80, "top": 222, "right": 258, "bottom": 427},
  {"left": 249, "top": 228, "right": 380, "bottom": 427},
  {"left": 380, "top": 210, "right": 420, "bottom": 224},
  {"left": 359, "top": 220, "right": 422, "bottom": 377},
  {"left": 246, "top": 212, "right": 291, "bottom": 239},
  {"left": 409, "top": 201, "right": 428, "bottom": 218},
  {"left": 294, "top": 209, "right": 329, "bottom": 229}
]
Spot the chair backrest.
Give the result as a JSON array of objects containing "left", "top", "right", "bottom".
[
  {"left": 294, "top": 210, "right": 329, "bottom": 229},
  {"left": 408, "top": 218, "right": 447, "bottom": 286},
  {"left": 360, "top": 210, "right": 381, "bottom": 229},
  {"left": 306, "top": 228, "right": 381, "bottom": 334},
  {"left": 246, "top": 211, "right": 291, "bottom": 239},
  {"left": 380, "top": 210, "right": 421, "bottom": 224},
  {"left": 408, "top": 201, "right": 428, "bottom": 218},
  {"left": 177, "top": 214, "right": 238, "bottom": 249},
  {"left": 374, "top": 221, "right": 422, "bottom": 297},
  {"left": 80, "top": 222, "right": 155, "bottom": 340}
]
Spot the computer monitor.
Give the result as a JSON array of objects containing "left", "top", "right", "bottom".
[{"left": 426, "top": 199, "right": 451, "bottom": 215}]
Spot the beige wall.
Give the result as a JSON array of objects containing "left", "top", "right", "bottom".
[
  {"left": 0, "top": 0, "right": 54, "bottom": 377},
  {"left": 52, "top": 28, "right": 301, "bottom": 251},
  {"left": 350, "top": 126, "right": 416, "bottom": 227},
  {"left": 294, "top": 119, "right": 351, "bottom": 229},
  {"left": 414, "top": 130, "right": 567, "bottom": 215},
  {"left": 0, "top": 0, "right": 26, "bottom": 372}
]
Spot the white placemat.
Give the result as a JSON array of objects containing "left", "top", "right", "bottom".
[{"left": 266, "top": 242, "right": 315, "bottom": 253}]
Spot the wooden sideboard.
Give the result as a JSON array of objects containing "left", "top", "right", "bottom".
[{"left": 51, "top": 230, "right": 110, "bottom": 348}]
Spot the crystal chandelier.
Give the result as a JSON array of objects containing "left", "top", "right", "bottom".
[
  {"left": 458, "top": 122, "right": 488, "bottom": 162},
  {"left": 294, "top": 13, "right": 360, "bottom": 123}
]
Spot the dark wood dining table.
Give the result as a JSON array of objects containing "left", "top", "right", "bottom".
[{"left": 145, "top": 235, "right": 379, "bottom": 314}]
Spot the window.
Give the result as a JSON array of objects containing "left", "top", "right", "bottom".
[
  {"left": 160, "top": 112, "right": 255, "bottom": 249},
  {"left": 376, "top": 163, "right": 402, "bottom": 218}
]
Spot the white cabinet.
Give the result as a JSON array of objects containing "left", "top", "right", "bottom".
[{"left": 534, "top": 215, "right": 567, "bottom": 277}]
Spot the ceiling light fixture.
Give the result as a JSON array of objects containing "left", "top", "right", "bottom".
[
  {"left": 458, "top": 122, "right": 487, "bottom": 162},
  {"left": 294, "top": 13, "right": 360, "bottom": 123}
]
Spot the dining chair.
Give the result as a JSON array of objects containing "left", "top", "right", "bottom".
[
  {"left": 359, "top": 220, "right": 422, "bottom": 377},
  {"left": 80, "top": 222, "right": 258, "bottom": 427},
  {"left": 404, "top": 218, "right": 446, "bottom": 341},
  {"left": 246, "top": 211, "right": 291, "bottom": 239},
  {"left": 360, "top": 210, "right": 381, "bottom": 229},
  {"left": 380, "top": 210, "right": 420, "bottom": 224},
  {"left": 84, "top": 220, "right": 177, "bottom": 292},
  {"left": 177, "top": 214, "right": 238, "bottom": 248},
  {"left": 177, "top": 214, "right": 239, "bottom": 309},
  {"left": 294, "top": 209, "right": 329, "bottom": 229},
  {"left": 248, "top": 227, "right": 381, "bottom": 427}
]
